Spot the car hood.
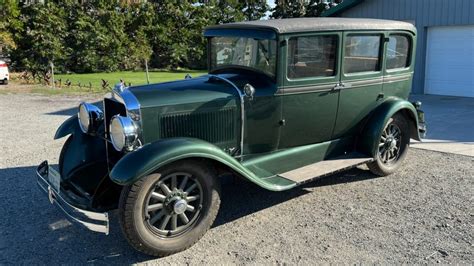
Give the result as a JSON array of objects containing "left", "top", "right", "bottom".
[
  {"left": 127, "top": 72, "right": 277, "bottom": 109},
  {"left": 128, "top": 74, "right": 238, "bottom": 109}
]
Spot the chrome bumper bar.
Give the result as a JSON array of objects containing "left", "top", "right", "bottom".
[{"left": 36, "top": 161, "right": 109, "bottom": 235}]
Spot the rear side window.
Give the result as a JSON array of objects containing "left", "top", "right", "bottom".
[
  {"left": 344, "top": 34, "right": 382, "bottom": 74},
  {"left": 387, "top": 34, "right": 411, "bottom": 69},
  {"left": 287, "top": 35, "right": 338, "bottom": 79}
]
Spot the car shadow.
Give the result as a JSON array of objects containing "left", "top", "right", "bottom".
[
  {"left": 0, "top": 164, "right": 377, "bottom": 263},
  {"left": 214, "top": 166, "right": 378, "bottom": 228},
  {"left": 45, "top": 101, "right": 103, "bottom": 116}
]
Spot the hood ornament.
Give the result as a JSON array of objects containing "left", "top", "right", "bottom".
[{"left": 114, "top": 80, "right": 125, "bottom": 93}]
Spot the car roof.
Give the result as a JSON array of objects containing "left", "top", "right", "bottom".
[{"left": 205, "top": 18, "right": 416, "bottom": 35}]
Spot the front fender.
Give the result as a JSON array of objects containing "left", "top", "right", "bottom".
[
  {"left": 54, "top": 115, "right": 79, "bottom": 139},
  {"left": 358, "top": 98, "right": 421, "bottom": 157},
  {"left": 109, "top": 138, "right": 284, "bottom": 191}
]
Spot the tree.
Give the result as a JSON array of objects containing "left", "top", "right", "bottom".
[
  {"left": 305, "top": 0, "right": 332, "bottom": 17},
  {"left": 271, "top": 0, "right": 335, "bottom": 19},
  {"left": 124, "top": 3, "right": 155, "bottom": 70},
  {"left": 7, "top": 0, "right": 270, "bottom": 74},
  {"left": 63, "top": 2, "right": 102, "bottom": 72},
  {"left": 0, "top": 0, "right": 21, "bottom": 59},
  {"left": 240, "top": 0, "right": 269, "bottom": 21},
  {"left": 15, "top": 2, "right": 68, "bottom": 76},
  {"left": 271, "top": 1, "right": 305, "bottom": 19}
]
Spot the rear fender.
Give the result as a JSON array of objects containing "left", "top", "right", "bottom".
[
  {"left": 109, "top": 138, "right": 279, "bottom": 190},
  {"left": 358, "top": 98, "right": 421, "bottom": 157}
]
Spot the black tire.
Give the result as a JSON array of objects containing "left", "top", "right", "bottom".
[
  {"left": 119, "top": 159, "right": 221, "bottom": 257},
  {"left": 367, "top": 113, "right": 410, "bottom": 176},
  {"left": 3, "top": 79, "right": 8, "bottom": 85}
]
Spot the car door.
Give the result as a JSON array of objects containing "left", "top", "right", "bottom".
[
  {"left": 279, "top": 32, "right": 342, "bottom": 149},
  {"left": 332, "top": 32, "right": 385, "bottom": 139}
]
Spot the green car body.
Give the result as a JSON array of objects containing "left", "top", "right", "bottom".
[{"left": 37, "top": 18, "right": 426, "bottom": 245}]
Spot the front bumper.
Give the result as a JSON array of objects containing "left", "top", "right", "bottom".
[{"left": 36, "top": 161, "right": 109, "bottom": 235}]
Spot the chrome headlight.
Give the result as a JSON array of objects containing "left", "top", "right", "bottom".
[
  {"left": 78, "top": 102, "right": 103, "bottom": 134},
  {"left": 110, "top": 115, "right": 138, "bottom": 152}
]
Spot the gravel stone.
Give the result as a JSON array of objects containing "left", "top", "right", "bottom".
[{"left": 0, "top": 93, "right": 473, "bottom": 264}]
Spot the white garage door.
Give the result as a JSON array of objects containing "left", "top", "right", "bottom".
[{"left": 425, "top": 25, "right": 474, "bottom": 97}]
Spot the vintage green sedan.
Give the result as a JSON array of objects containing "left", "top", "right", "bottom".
[{"left": 36, "top": 18, "right": 426, "bottom": 256}]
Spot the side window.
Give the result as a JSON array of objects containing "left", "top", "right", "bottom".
[
  {"left": 287, "top": 35, "right": 338, "bottom": 79},
  {"left": 387, "top": 34, "right": 411, "bottom": 70},
  {"left": 344, "top": 34, "right": 382, "bottom": 74}
]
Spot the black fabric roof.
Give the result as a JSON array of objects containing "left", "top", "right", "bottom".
[{"left": 205, "top": 18, "right": 416, "bottom": 34}]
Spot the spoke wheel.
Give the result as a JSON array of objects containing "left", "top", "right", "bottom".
[
  {"left": 377, "top": 123, "right": 402, "bottom": 165},
  {"left": 119, "top": 160, "right": 220, "bottom": 257},
  {"left": 144, "top": 172, "right": 203, "bottom": 237},
  {"left": 367, "top": 114, "right": 410, "bottom": 176}
]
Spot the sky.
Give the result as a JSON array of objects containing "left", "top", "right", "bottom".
[
  {"left": 265, "top": 0, "right": 276, "bottom": 19},
  {"left": 267, "top": 0, "right": 276, "bottom": 9}
]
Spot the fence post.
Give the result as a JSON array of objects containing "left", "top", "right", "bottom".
[
  {"left": 50, "top": 61, "right": 55, "bottom": 89},
  {"left": 145, "top": 58, "right": 150, "bottom": 84}
]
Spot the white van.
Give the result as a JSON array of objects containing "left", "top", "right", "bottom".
[{"left": 0, "top": 60, "right": 9, "bottom": 85}]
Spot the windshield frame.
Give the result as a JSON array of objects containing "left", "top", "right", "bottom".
[{"left": 205, "top": 29, "right": 279, "bottom": 80}]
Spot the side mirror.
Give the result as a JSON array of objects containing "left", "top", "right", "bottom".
[{"left": 243, "top": 83, "right": 255, "bottom": 100}]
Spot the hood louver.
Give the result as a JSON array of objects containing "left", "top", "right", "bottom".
[{"left": 160, "top": 108, "right": 236, "bottom": 144}]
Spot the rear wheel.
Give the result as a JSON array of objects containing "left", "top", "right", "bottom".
[
  {"left": 367, "top": 113, "right": 410, "bottom": 176},
  {"left": 119, "top": 160, "right": 220, "bottom": 257},
  {"left": 3, "top": 79, "right": 8, "bottom": 85}
]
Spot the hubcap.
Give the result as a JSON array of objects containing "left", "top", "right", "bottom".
[
  {"left": 173, "top": 199, "right": 188, "bottom": 215},
  {"left": 143, "top": 173, "right": 203, "bottom": 237},
  {"left": 378, "top": 122, "right": 402, "bottom": 165}
]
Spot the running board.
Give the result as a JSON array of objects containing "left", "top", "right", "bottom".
[{"left": 279, "top": 153, "right": 373, "bottom": 184}]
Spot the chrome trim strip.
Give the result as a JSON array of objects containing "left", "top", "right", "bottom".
[
  {"left": 112, "top": 87, "right": 143, "bottom": 146},
  {"left": 207, "top": 74, "right": 245, "bottom": 158},
  {"left": 276, "top": 83, "right": 335, "bottom": 95},
  {"left": 113, "top": 88, "right": 141, "bottom": 123},
  {"left": 383, "top": 73, "right": 412, "bottom": 83},
  {"left": 349, "top": 77, "right": 384, "bottom": 88},
  {"left": 36, "top": 161, "right": 109, "bottom": 235},
  {"left": 277, "top": 73, "right": 412, "bottom": 95}
]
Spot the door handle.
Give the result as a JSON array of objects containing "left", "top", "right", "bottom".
[
  {"left": 333, "top": 82, "right": 351, "bottom": 91},
  {"left": 340, "top": 82, "right": 352, "bottom": 89},
  {"left": 333, "top": 83, "right": 343, "bottom": 91}
]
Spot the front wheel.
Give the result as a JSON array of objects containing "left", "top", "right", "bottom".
[
  {"left": 119, "top": 160, "right": 221, "bottom": 257},
  {"left": 367, "top": 113, "right": 410, "bottom": 176}
]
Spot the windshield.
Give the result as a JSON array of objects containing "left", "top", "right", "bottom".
[{"left": 210, "top": 36, "right": 277, "bottom": 77}]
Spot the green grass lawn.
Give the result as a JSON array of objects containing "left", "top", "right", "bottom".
[{"left": 54, "top": 70, "right": 207, "bottom": 89}]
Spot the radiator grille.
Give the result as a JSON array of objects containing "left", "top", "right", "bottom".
[{"left": 160, "top": 108, "right": 236, "bottom": 143}]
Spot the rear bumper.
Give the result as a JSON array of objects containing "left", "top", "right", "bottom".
[
  {"left": 413, "top": 101, "right": 427, "bottom": 139},
  {"left": 418, "top": 121, "right": 427, "bottom": 138},
  {"left": 36, "top": 161, "right": 109, "bottom": 235}
]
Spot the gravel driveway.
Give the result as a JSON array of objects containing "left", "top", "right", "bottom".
[{"left": 0, "top": 93, "right": 472, "bottom": 264}]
